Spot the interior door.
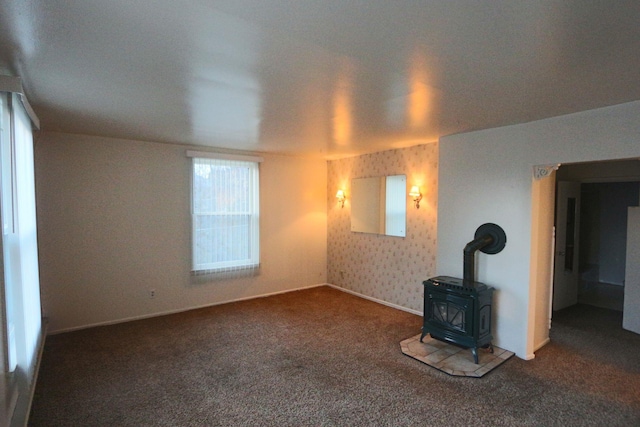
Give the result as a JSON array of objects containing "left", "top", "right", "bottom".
[{"left": 553, "top": 181, "right": 581, "bottom": 311}]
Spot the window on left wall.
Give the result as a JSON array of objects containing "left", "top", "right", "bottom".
[{"left": 188, "top": 151, "right": 262, "bottom": 273}]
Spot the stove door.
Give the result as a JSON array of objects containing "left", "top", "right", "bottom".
[{"left": 428, "top": 292, "right": 472, "bottom": 335}]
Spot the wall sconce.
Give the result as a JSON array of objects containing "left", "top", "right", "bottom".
[
  {"left": 409, "top": 185, "right": 422, "bottom": 209},
  {"left": 336, "top": 189, "right": 346, "bottom": 208}
]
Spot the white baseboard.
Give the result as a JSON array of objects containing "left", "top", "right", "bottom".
[
  {"left": 326, "top": 283, "right": 422, "bottom": 316},
  {"left": 324, "top": 285, "right": 537, "bottom": 361},
  {"left": 533, "top": 337, "right": 551, "bottom": 354},
  {"left": 520, "top": 337, "right": 551, "bottom": 360},
  {"left": 52, "top": 283, "right": 422, "bottom": 335},
  {"left": 49, "top": 283, "right": 327, "bottom": 335}
]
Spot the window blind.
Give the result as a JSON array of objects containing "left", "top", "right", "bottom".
[{"left": 190, "top": 155, "right": 260, "bottom": 274}]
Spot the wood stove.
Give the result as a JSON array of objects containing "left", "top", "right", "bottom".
[
  {"left": 420, "top": 223, "right": 506, "bottom": 364},
  {"left": 421, "top": 276, "right": 494, "bottom": 363}
]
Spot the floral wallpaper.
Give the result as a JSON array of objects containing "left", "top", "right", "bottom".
[{"left": 327, "top": 143, "right": 438, "bottom": 313}]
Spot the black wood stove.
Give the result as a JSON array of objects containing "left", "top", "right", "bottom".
[
  {"left": 420, "top": 223, "right": 506, "bottom": 364},
  {"left": 421, "top": 276, "right": 494, "bottom": 363}
]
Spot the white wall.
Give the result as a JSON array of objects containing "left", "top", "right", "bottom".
[
  {"left": 35, "top": 132, "right": 327, "bottom": 333},
  {"left": 438, "top": 101, "right": 640, "bottom": 359}
]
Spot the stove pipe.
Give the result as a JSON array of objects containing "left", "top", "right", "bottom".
[
  {"left": 462, "top": 223, "right": 507, "bottom": 284},
  {"left": 463, "top": 234, "right": 494, "bottom": 283}
]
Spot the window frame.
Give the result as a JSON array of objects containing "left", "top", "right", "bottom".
[{"left": 187, "top": 151, "right": 262, "bottom": 273}]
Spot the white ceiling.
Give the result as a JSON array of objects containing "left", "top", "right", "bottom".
[{"left": 1, "top": 1, "right": 640, "bottom": 159}]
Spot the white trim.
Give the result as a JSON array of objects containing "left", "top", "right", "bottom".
[
  {"left": 15, "top": 93, "right": 39, "bottom": 130},
  {"left": 326, "top": 284, "right": 532, "bottom": 359},
  {"left": 186, "top": 150, "right": 264, "bottom": 163},
  {"left": 47, "top": 283, "right": 424, "bottom": 335},
  {"left": 534, "top": 337, "right": 550, "bottom": 353},
  {"left": 47, "top": 283, "right": 426, "bottom": 335},
  {"left": 326, "top": 283, "right": 422, "bottom": 316},
  {"left": 190, "top": 157, "right": 260, "bottom": 272},
  {"left": 0, "top": 76, "right": 40, "bottom": 130},
  {"left": 47, "top": 283, "right": 327, "bottom": 335},
  {"left": 533, "top": 163, "right": 561, "bottom": 180}
]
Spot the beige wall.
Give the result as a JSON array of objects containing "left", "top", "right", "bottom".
[
  {"left": 35, "top": 132, "right": 327, "bottom": 333},
  {"left": 327, "top": 143, "right": 438, "bottom": 313}
]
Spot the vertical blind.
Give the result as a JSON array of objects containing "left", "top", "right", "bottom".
[
  {"left": 189, "top": 153, "right": 261, "bottom": 274},
  {"left": 1, "top": 92, "right": 42, "bottom": 378}
]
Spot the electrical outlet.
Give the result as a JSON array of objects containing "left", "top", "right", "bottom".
[{"left": 149, "top": 289, "right": 156, "bottom": 299}]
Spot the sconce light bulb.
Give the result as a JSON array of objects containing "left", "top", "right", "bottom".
[
  {"left": 409, "top": 186, "right": 422, "bottom": 209},
  {"left": 336, "top": 189, "right": 346, "bottom": 208}
]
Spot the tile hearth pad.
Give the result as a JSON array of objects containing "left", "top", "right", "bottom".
[{"left": 400, "top": 334, "right": 514, "bottom": 377}]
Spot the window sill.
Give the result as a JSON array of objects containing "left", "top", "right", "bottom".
[{"left": 190, "top": 264, "right": 260, "bottom": 283}]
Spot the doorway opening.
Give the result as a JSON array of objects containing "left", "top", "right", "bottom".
[
  {"left": 552, "top": 159, "right": 640, "bottom": 327},
  {"left": 576, "top": 182, "right": 639, "bottom": 311}
]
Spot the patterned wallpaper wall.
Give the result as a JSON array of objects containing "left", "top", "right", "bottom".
[{"left": 327, "top": 143, "right": 438, "bottom": 313}]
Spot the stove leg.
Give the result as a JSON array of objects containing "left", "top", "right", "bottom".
[
  {"left": 472, "top": 347, "right": 479, "bottom": 364},
  {"left": 420, "top": 330, "right": 427, "bottom": 342}
]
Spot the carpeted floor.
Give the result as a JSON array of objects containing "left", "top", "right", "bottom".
[{"left": 30, "top": 286, "right": 640, "bottom": 426}]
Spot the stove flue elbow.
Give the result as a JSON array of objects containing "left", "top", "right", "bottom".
[{"left": 462, "top": 223, "right": 507, "bottom": 283}]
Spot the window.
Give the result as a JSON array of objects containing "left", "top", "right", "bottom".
[
  {"left": 1, "top": 88, "right": 43, "bottom": 425},
  {"left": 188, "top": 152, "right": 261, "bottom": 273}
]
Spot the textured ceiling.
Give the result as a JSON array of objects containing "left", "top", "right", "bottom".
[{"left": 1, "top": 0, "right": 640, "bottom": 158}]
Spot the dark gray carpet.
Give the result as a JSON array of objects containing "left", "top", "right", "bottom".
[{"left": 30, "top": 286, "right": 640, "bottom": 426}]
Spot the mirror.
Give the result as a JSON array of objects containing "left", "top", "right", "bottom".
[{"left": 351, "top": 175, "right": 406, "bottom": 237}]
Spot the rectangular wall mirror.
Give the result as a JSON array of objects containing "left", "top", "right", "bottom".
[{"left": 350, "top": 174, "right": 406, "bottom": 237}]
